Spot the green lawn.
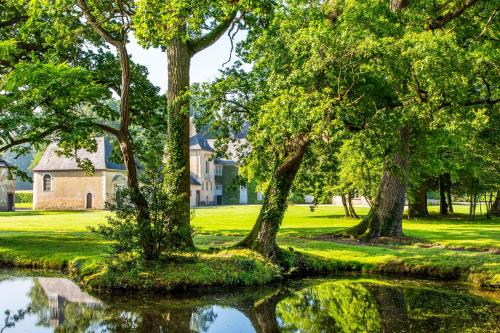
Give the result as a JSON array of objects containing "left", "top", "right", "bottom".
[{"left": 0, "top": 205, "right": 499, "bottom": 286}]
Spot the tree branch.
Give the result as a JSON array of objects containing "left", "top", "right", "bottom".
[
  {"left": 188, "top": 11, "right": 237, "bottom": 55},
  {"left": 95, "top": 123, "right": 120, "bottom": 136},
  {"left": 0, "top": 13, "right": 28, "bottom": 29},
  {"left": 76, "top": 0, "right": 121, "bottom": 47},
  {"left": 427, "top": 0, "right": 481, "bottom": 30},
  {"left": 0, "top": 128, "right": 58, "bottom": 154}
]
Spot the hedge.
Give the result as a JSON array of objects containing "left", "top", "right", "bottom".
[{"left": 15, "top": 192, "right": 33, "bottom": 203}]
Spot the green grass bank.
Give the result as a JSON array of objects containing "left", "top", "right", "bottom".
[{"left": 0, "top": 205, "right": 498, "bottom": 290}]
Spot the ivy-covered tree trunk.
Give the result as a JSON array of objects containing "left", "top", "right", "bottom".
[
  {"left": 340, "top": 127, "right": 410, "bottom": 240},
  {"left": 238, "top": 142, "right": 309, "bottom": 259},
  {"left": 163, "top": 33, "right": 194, "bottom": 249},
  {"left": 408, "top": 182, "right": 428, "bottom": 218}
]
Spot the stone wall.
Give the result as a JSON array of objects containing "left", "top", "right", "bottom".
[
  {"left": 33, "top": 170, "right": 107, "bottom": 210},
  {"left": 0, "top": 168, "right": 15, "bottom": 211}
]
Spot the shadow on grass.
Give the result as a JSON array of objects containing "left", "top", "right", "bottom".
[
  {"left": 308, "top": 214, "right": 367, "bottom": 219},
  {"left": 0, "top": 210, "right": 94, "bottom": 217},
  {"left": 0, "top": 232, "right": 108, "bottom": 260}
]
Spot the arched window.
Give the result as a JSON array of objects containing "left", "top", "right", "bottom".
[{"left": 43, "top": 174, "right": 52, "bottom": 192}]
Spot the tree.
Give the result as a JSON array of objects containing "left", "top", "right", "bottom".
[
  {"left": 339, "top": 0, "right": 498, "bottom": 239},
  {"left": 133, "top": 0, "right": 258, "bottom": 249},
  {"left": 1, "top": 0, "right": 167, "bottom": 259},
  {"left": 195, "top": 0, "right": 382, "bottom": 258}
]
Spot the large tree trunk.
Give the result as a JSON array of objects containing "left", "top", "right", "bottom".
[
  {"left": 238, "top": 142, "right": 309, "bottom": 259},
  {"left": 492, "top": 191, "right": 500, "bottom": 217},
  {"left": 163, "top": 32, "right": 194, "bottom": 249},
  {"left": 408, "top": 182, "right": 428, "bottom": 218},
  {"left": 339, "top": 127, "right": 410, "bottom": 240}
]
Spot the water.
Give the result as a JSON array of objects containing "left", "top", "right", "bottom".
[{"left": 0, "top": 270, "right": 498, "bottom": 332}]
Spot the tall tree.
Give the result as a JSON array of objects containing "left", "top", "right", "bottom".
[
  {"left": 1, "top": 0, "right": 166, "bottom": 259},
  {"left": 134, "top": 0, "right": 255, "bottom": 249},
  {"left": 195, "top": 1, "right": 381, "bottom": 258},
  {"left": 340, "top": 0, "right": 498, "bottom": 239}
]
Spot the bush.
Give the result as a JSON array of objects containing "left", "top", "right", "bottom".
[
  {"left": 15, "top": 192, "right": 33, "bottom": 203},
  {"left": 288, "top": 192, "right": 306, "bottom": 204}
]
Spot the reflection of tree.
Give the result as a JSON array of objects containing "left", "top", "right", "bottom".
[
  {"left": 277, "top": 281, "right": 382, "bottom": 333},
  {"left": 3, "top": 276, "right": 497, "bottom": 333},
  {"left": 367, "top": 285, "right": 409, "bottom": 333},
  {"left": 1, "top": 308, "right": 30, "bottom": 333},
  {"left": 404, "top": 287, "right": 500, "bottom": 333}
]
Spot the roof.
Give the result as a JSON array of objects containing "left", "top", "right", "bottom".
[
  {"left": 189, "top": 133, "right": 214, "bottom": 152},
  {"left": 215, "top": 159, "right": 236, "bottom": 166},
  {"left": 190, "top": 172, "right": 201, "bottom": 186},
  {"left": 33, "top": 137, "right": 125, "bottom": 172},
  {"left": 0, "top": 158, "right": 12, "bottom": 168}
]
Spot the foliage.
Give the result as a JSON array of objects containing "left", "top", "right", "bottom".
[
  {"left": 14, "top": 192, "right": 32, "bottom": 204},
  {"left": 277, "top": 281, "right": 382, "bottom": 332}
]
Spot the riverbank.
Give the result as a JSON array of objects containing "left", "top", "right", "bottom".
[{"left": 0, "top": 206, "right": 498, "bottom": 290}]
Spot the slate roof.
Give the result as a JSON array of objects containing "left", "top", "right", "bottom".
[
  {"left": 189, "top": 133, "right": 214, "bottom": 152},
  {"left": 32, "top": 137, "right": 125, "bottom": 172},
  {"left": 190, "top": 172, "right": 201, "bottom": 186}
]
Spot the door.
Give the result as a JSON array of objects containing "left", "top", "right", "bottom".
[
  {"left": 86, "top": 193, "right": 93, "bottom": 209},
  {"left": 7, "top": 193, "right": 14, "bottom": 211},
  {"left": 195, "top": 191, "right": 201, "bottom": 206},
  {"left": 216, "top": 195, "right": 223, "bottom": 205}
]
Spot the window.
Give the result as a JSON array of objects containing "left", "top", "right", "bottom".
[
  {"left": 210, "top": 182, "right": 212, "bottom": 191},
  {"left": 215, "top": 165, "right": 223, "bottom": 176},
  {"left": 205, "top": 161, "right": 210, "bottom": 175},
  {"left": 43, "top": 174, "right": 52, "bottom": 192},
  {"left": 216, "top": 185, "right": 223, "bottom": 192}
]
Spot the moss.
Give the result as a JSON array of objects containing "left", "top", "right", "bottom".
[{"left": 75, "top": 249, "right": 281, "bottom": 292}]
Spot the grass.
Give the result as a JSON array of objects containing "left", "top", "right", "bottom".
[
  {"left": 15, "top": 202, "right": 32, "bottom": 209},
  {"left": 0, "top": 205, "right": 499, "bottom": 289}
]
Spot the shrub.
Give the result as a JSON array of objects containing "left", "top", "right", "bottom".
[
  {"left": 15, "top": 192, "right": 33, "bottom": 203},
  {"left": 288, "top": 192, "right": 306, "bottom": 204}
]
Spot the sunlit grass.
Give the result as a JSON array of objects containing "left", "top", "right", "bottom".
[{"left": 0, "top": 205, "right": 498, "bottom": 284}]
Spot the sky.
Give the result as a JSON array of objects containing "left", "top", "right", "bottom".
[{"left": 126, "top": 32, "right": 245, "bottom": 94}]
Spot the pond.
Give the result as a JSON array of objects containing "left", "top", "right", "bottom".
[{"left": 0, "top": 270, "right": 498, "bottom": 333}]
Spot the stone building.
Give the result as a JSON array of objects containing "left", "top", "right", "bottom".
[
  {"left": 0, "top": 158, "right": 15, "bottom": 211},
  {"left": 189, "top": 119, "right": 261, "bottom": 206},
  {"left": 32, "top": 138, "right": 126, "bottom": 210}
]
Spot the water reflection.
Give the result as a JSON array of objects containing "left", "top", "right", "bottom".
[{"left": 0, "top": 273, "right": 498, "bottom": 333}]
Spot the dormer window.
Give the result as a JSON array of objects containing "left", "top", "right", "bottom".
[{"left": 43, "top": 174, "right": 52, "bottom": 192}]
